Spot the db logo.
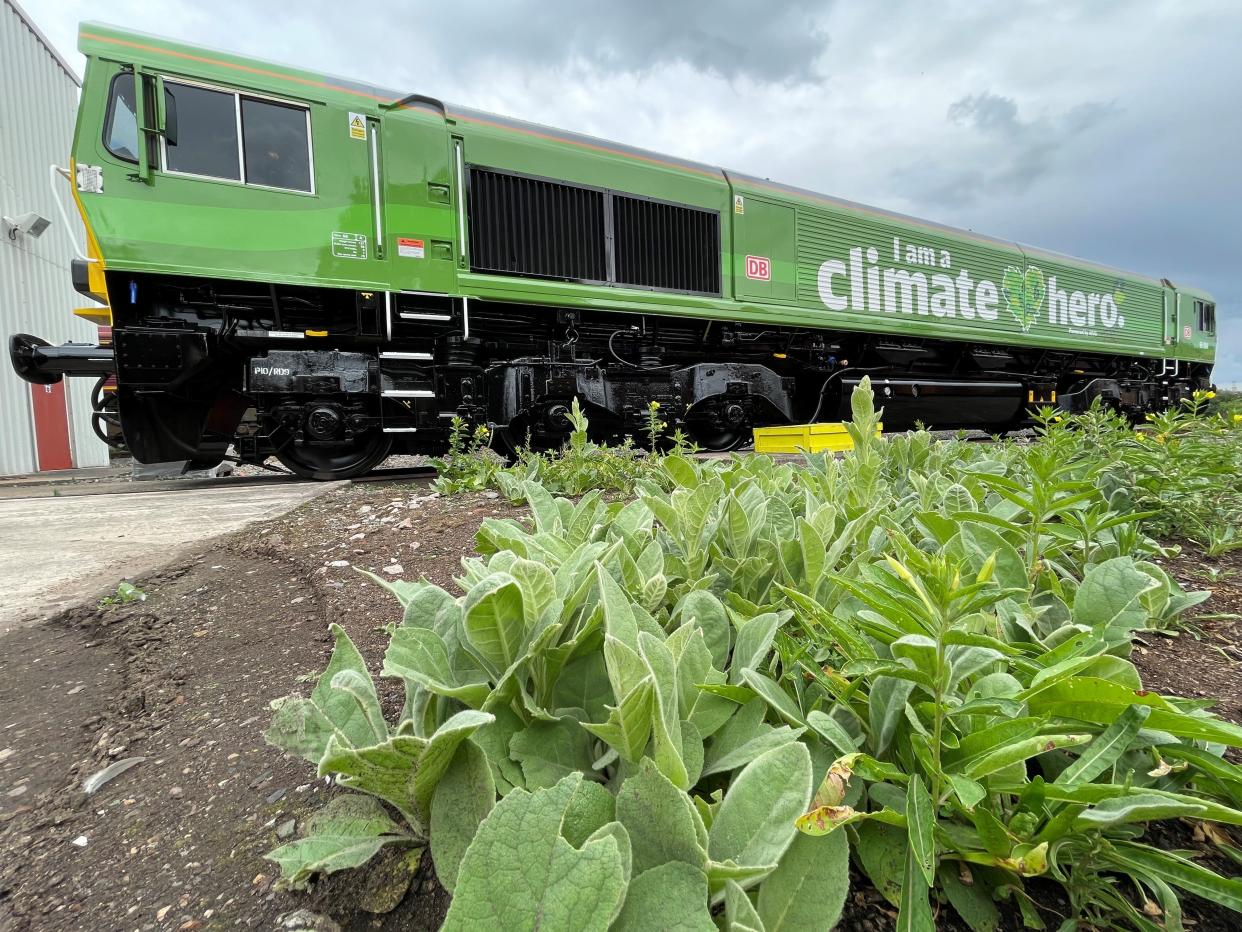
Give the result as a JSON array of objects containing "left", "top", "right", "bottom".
[{"left": 745, "top": 255, "right": 771, "bottom": 281}]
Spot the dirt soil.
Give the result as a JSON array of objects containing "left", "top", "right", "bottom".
[
  {"left": 0, "top": 482, "right": 1239, "bottom": 931},
  {"left": 0, "top": 481, "right": 521, "bottom": 931}
]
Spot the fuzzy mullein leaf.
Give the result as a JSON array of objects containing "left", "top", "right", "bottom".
[
  {"left": 381, "top": 626, "right": 491, "bottom": 708},
  {"left": 441, "top": 774, "right": 628, "bottom": 932},
  {"left": 430, "top": 740, "right": 495, "bottom": 894},
  {"left": 612, "top": 861, "right": 715, "bottom": 932},
  {"left": 597, "top": 562, "right": 641, "bottom": 649},
  {"left": 708, "top": 742, "right": 812, "bottom": 886},
  {"left": 729, "top": 613, "right": 782, "bottom": 686},
  {"left": 584, "top": 634, "right": 656, "bottom": 762},
  {"left": 674, "top": 589, "right": 732, "bottom": 670},
  {"left": 509, "top": 716, "right": 596, "bottom": 790},
  {"left": 638, "top": 630, "right": 689, "bottom": 789},
  {"left": 265, "top": 794, "right": 414, "bottom": 890},
  {"left": 616, "top": 758, "right": 706, "bottom": 875},
  {"left": 756, "top": 829, "right": 850, "bottom": 932},
  {"left": 702, "top": 697, "right": 803, "bottom": 778},
  {"left": 561, "top": 778, "right": 616, "bottom": 848},
  {"left": 317, "top": 734, "right": 425, "bottom": 828},
  {"left": 266, "top": 623, "right": 387, "bottom": 764},
  {"left": 725, "top": 880, "right": 766, "bottom": 932},
  {"left": 411, "top": 709, "right": 495, "bottom": 818},
  {"left": 1072, "top": 557, "right": 1160, "bottom": 634},
  {"left": 461, "top": 572, "right": 527, "bottom": 676}
]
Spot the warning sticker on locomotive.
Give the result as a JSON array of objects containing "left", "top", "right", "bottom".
[
  {"left": 348, "top": 113, "right": 367, "bottom": 140},
  {"left": 734, "top": 195, "right": 744, "bottom": 215},
  {"left": 397, "top": 237, "right": 425, "bottom": 259},
  {"left": 331, "top": 231, "right": 368, "bottom": 259},
  {"left": 76, "top": 164, "right": 104, "bottom": 194},
  {"left": 745, "top": 256, "right": 771, "bottom": 281}
]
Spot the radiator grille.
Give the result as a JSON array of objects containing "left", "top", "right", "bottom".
[
  {"left": 466, "top": 166, "right": 720, "bottom": 296},
  {"left": 467, "top": 168, "right": 607, "bottom": 283},
  {"left": 613, "top": 195, "right": 720, "bottom": 295}
]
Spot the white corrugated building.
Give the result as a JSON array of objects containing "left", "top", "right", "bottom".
[{"left": 0, "top": 0, "right": 108, "bottom": 474}]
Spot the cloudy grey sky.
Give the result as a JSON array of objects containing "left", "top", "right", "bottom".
[{"left": 33, "top": 0, "right": 1242, "bottom": 384}]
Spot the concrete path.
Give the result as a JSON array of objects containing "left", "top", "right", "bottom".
[{"left": 0, "top": 482, "right": 339, "bottom": 632}]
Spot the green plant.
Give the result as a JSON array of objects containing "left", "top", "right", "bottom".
[
  {"left": 264, "top": 378, "right": 1242, "bottom": 930},
  {"left": 99, "top": 581, "right": 145, "bottom": 607},
  {"left": 430, "top": 416, "right": 500, "bottom": 494}
]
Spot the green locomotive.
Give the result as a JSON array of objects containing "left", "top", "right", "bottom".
[{"left": 10, "top": 24, "right": 1218, "bottom": 477}]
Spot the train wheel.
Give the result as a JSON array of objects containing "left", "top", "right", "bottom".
[
  {"left": 274, "top": 432, "right": 392, "bottom": 480},
  {"left": 687, "top": 426, "right": 750, "bottom": 452}
]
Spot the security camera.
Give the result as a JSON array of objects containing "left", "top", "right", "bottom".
[{"left": 3, "top": 212, "right": 52, "bottom": 240}]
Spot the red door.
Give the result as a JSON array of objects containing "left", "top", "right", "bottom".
[{"left": 30, "top": 382, "right": 73, "bottom": 471}]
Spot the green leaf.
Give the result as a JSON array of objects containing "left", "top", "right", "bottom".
[
  {"left": 412, "top": 709, "right": 495, "bottom": 819},
  {"left": 805, "top": 711, "right": 858, "bottom": 756},
  {"left": 1108, "top": 842, "right": 1242, "bottom": 913},
  {"left": 583, "top": 676, "right": 654, "bottom": 763},
  {"left": 962, "top": 733, "right": 1091, "bottom": 780},
  {"left": 854, "top": 821, "right": 905, "bottom": 908},
  {"left": 265, "top": 794, "right": 413, "bottom": 889},
  {"left": 1074, "top": 793, "right": 1206, "bottom": 829},
  {"left": 1073, "top": 557, "right": 1160, "bottom": 633},
  {"left": 938, "top": 862, "right": 1000, "bottom": 932},
  {"left": 741, "top": 669, "right": 806, "bottom": 727},
  {"left": 1026, "top": 677, "right": 1242, "bottom": 746},
  {"left": 708, "top": 742, "right": 812, "bottom": 882},
  {"left": 612, "top": 862, "right": 716, "bottom": 932},
  {"left": 676, "top": 589, "right": 732, "bottom": 670},
  {"left": 702, "top": 697, "right": 803, "bottom": 778},
  {"left": 756, "top": 829, "right": 850, "bottom": 932},
  {"left": 382, "top": 626, "right": 491, "bottom": 708},
  {"left": 1055, "top": 704, "right": 1151, "bottom": 786},
  {"left": 561, "top": 778, "right": 616, "bottom": 848},
  {"left": 616, "top": 758, "right": 705, "bottom": 875},
  {"left": 430, "top": 740, "right": 495, "bottom": 894},
  {"left": 906, "top": 775, "right": 936, "bottom": 888},
  {"left": 730, "top": 613, "right": 782, "bottom": 685},
  {"left": 318, "top": 734, "right": 425, "bottom": 827},
  {"left": 461, "top": 572, "right": 527, "bottom": 675},
  {"left": 597, "top": 562, "right": 640, "bottom": 649},
  {"left": 442, "top": 774, "right": 628, "bottom": 932},
  {"left": 869, "top": 676, "right": 916, "bottom": 755},
  {"left": 510, "top": 717, "right": 596, "bottom": 790},
  {"left": 267, "top": 623, "right": 388, "bottom": 764},
  {"left": 639, "top": 630, "right": 688, "bottom": 789},
  {"left": 725, "top": 879, "right": 766, "bottom": 932},
  {"left": 898, "top": 843, "right": 935, "bottom": 932}
]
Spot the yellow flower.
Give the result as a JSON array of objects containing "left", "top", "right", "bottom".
[
  {"left": 1206, "top": 391, "right": 1217, "bottom": 399},
  {"left": 1233, "top": 413, "right": 1242, "bottom": 423},
  {"left": 1155, "top": 434, "right": 1166, "bottom": 444},
  {"left": 1134, "top": 432, "right": 1146, "bottom": 441},
  {"left": 649, "top": 401, "right": 660, "bottom": 410}
]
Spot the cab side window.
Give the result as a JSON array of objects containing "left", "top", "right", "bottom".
[
  {"left": 1197, "top": 300, "right": 1216, "bottom": 334},
  {"left": 102, "top": 71, "right": 314, "bottom": 193},
  {"left": 163, "top": 82, "right": 241, "bottom": 181},
  {"left": 241, "top": 97, "right": 312, "bottom": 192},
  {"left": 103, "top": 73, "right": 139, "bottom": 162}
]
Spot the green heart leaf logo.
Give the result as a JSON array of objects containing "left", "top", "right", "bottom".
[
  {"left": 1002, "top": 266, "right": 1041, "bottom": 332},
  {"left": 1024, "top": 267, "right": 1046, "bottom": 323}
]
